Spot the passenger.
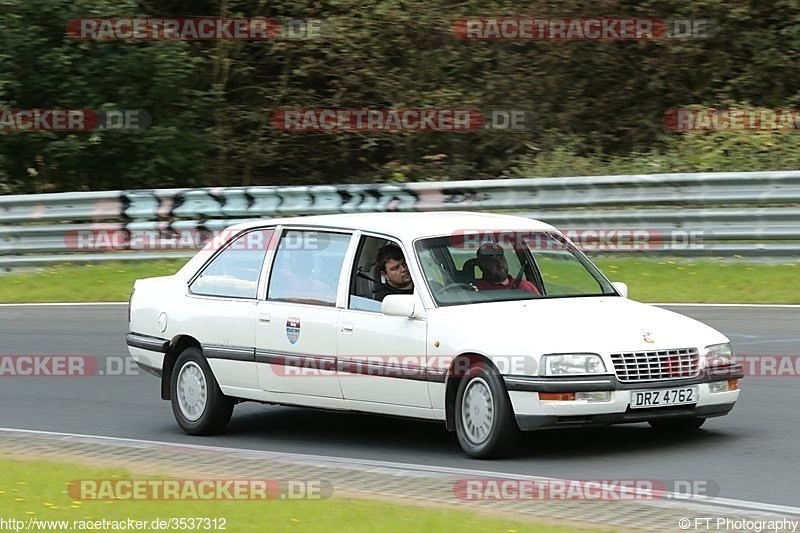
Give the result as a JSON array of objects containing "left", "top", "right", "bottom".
[
  {"left": 374, "top": 244, "right": 414, "bottom": 301},
  {"left": 474, "top": 243, "right": 540, "bottom": 294}
]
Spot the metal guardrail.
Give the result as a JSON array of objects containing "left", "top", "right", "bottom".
[{"left": 1, "top": 171, "right": 799, "bottom": 267}]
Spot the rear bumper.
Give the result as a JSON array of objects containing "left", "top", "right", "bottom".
[
  {"left": 126, "top": 332, "right": 168, "bottom": 378},
  {"left": 126, "top": 332, "right": 169, "bottom": 353}
]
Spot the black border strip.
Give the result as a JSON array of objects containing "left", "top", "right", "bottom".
[
  {"left": 126, "top": 332, "right": 169, "bottom": 353},
  {"left": 504, "top": 376, "right": 616, "bottom": 392},
  {"left": 255, "top": 349, "right": 335, "bottom": 368},
  {"left": 203, "top": 344, "right": 256, "bottom": 362},
  {"left": 337, "top": 358, "right": 445, "bottom": 383},
  {"left": 504, "top": 365, "right": 744, "bottom": 393}
]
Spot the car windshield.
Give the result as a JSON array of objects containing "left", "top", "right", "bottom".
[{"left": 415, "top": 231, "right": 617, "bottom": 306}]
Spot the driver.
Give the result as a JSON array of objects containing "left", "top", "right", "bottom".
[
  {"left": 474, "top": 243, "right": 540, "bottom": 294},
  {"left": 374, "top": 244, "right": 415, "bottom": 301}
]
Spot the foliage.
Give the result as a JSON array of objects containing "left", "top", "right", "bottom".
[
  {"left": 0, "top": 0, "right": 210, "bottom": 192},
  {"left": 2, "top": 0, "right": 800, "bottom": 192}
]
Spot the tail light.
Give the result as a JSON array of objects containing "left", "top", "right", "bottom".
[{"left": 128, "top": 287, "right": 135, "bottom": 324}]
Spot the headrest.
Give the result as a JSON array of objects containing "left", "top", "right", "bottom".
[
  {"left": 369, "top": 263, "right": 384, "bottom": 293},
  {"left": 476, "top": 242, "right": 504, "bottom": 258}
]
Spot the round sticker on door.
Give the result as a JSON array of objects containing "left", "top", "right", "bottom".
[{"left": 286, "top": 317, "right": 301, "bottom": 344}]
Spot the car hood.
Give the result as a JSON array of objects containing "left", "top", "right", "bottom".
[{"left": 428, "top": 296, "right": 728, "bottom": 357}]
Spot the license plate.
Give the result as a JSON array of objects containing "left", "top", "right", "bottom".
[{"left": 630, "top": 386, "right": 698, "bottom": 409}]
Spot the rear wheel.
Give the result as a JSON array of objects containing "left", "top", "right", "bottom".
[
  {"left": 170, "top": 347, "right": 233, "bottom": 435},
  {"left": 455, "top": 363, "right": 518, "bottom": 458},
  {"left": 648, "top": 417, "right": 705, "bottom": 432}
]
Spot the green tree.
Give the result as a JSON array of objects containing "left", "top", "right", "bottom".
[{"left": 0, "top": 0, "right": 210, "bottom": 193}]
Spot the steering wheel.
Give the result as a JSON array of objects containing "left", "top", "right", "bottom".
[{"left": 439, "top": 282, "right": 477, "bottom": 294}]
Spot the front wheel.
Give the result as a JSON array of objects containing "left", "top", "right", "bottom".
[
  {"left": 170, "top": 347, "right": 233, "bottom": 435},
  {"left": 648, "top": 417, "right": 705, "bottom": 432},
  {"left": 455, "top": 363, "right": 518, "bottom": 458}
]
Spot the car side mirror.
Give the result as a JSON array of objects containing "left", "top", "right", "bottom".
[
  {"left": 612, "top": 281, "right": 628, "bottom": 298},
  {"left": 382, "top": 294, "right": 416, "bottom": 317}
]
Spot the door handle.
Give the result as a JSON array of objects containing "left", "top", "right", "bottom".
[
  {"left": 341, "top": 323, "right": 354, "bottom": 333},
  {"left": 258, "top": 312, "right": 271, "bottom": 324}
]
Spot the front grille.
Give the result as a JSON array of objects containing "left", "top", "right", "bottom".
[{"left": 610, "top": 348, "right": 700, "bottom": 382}]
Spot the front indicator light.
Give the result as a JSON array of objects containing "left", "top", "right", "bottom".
[
  {"left": 728, "top": 379, "right": 739, "bottom": 391},
  {"left": 539, "top": 392, "right": 575, "bottom": 401},
  {"left": 539, "top": 392, "right": 611, "bottom": 402}
]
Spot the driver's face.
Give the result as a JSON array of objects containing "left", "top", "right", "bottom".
[
  {"left": 383, "top": 257, "right": 412, "bottom": 288},
  {"left": 478, "top": 254, "right": 508, "bottom": 283}
]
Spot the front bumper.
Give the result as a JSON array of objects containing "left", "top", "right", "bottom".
[
  {"left": 514, "top": 402, "right": 736, "bottom": 431},
  {"left": 504, "top": 365, "right": 742, "bottom": 431}
]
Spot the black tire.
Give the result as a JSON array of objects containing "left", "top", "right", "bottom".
[
  {"left": 170, "top": 346, "right": 233, "bottom": 435},
  {"left": 454, "top": 363, "right": 519, "bottom": 458},
  {"left": 648, "top": 417, "right": 705, "bottom": 432}
]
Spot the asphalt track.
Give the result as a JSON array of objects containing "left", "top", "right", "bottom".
[{"left": 1, "top": 303, "right": 798, "bottom": 507}]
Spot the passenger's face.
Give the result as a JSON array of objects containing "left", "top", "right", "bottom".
[
  {"left": 478, "top": 253, "right": 508, "bottom": 283},
  {"left": 383, "top": 257, "right": 412, "bottom": 288}
]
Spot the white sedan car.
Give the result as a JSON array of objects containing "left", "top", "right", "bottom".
[{"left": 126, "top": 212, "right": 742, "bottom": 458}]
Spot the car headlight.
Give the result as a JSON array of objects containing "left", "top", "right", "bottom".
[
  {"left": 541, "top": 353, "right": 606, "bottom": 376},
  {"left": 703, "top": 342, "right": 735, "bottom": 367}
]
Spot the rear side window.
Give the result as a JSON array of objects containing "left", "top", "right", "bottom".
[{"left": 190, "top": 229, "right": 274, "bottom": 299}]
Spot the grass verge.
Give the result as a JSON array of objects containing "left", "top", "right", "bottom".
[
  {"left": 592, "top": 257, "right": 800, "bottom": 304},
  {"left": 0, "top": 260, "right": 187, "bottom": 303},
  {"left": 0, "top": 257, "right": 798, "bottom": 304},
  {"left": 0, "top": 456, "right": 597, "bottom": 533}
]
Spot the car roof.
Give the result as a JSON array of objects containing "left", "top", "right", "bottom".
[{"left": 227, "top": 211, "right": 559, "bottom": 241}]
